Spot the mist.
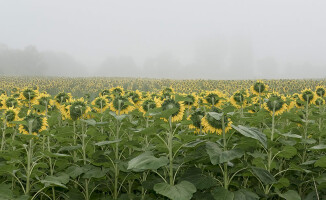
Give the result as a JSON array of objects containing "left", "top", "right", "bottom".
[{"left": 1, "top": 0, "right": 326, "bottom": 79}]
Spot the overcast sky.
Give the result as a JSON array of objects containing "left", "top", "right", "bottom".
[{"left": 1, "top": 0, "right": 326, "bottom": 79}]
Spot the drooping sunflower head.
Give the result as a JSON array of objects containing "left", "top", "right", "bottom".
[
  {"left": 11, "top": 87, "right": 19, "bottom": 94},
  {"left": 315, "top": 86, "right": 326, "bottom": 97},
  {"left": 19, "top": 112, "right": 48, "bottom": 135},
  {"left": 126, "top": 90, "right": 142, "bottom": 106},
  {"left": 91, "top": 96, "right": 110, "bottom": 113},
  {"left": 183, "top": 93, "right": 198, "bottom": 108},
  {"left": 99, "top": 89, "right": 111, "bottom": 97},
  {"left": 66, "top": 98, "right": 91, "bottom": 121},
  {"left": 250, "top": 80, "right": 269, "bottom": 95},
  {"left": 139, "top": 98, "right": 160, "bottom": 115},
  {"left": 285, "top": 96, "right": 296, "bottom": 111},
  {"left": 54, "top": 92, "right": 72, "bottom": 106},
  {"left": 3, "top": 107, "right": 21, "bottom": 127},
  {"left": 20, "top": 88, "right": 39, "bottom": 102},
  {"left": 160, "top": 99, "right": 185, "bottom": 122},
  {"left": 110, "top": 96, "right": 135, "bottom": 115},
  {"left": 0, "top": 89, "right": 6, "bottom": 97},
  {"left": 264, "top": 93, "right": 287, "bottom": 116},
  {"left": 110, "top": 86, "right": 125, "bottom": 97},
  {"left": 188, "top": 109, "right": 205, "bottom": 133},
  {"left": 314, "top": 97, "right": 325, "bottom": 106},
  {"left": 300, "top": 89, "right": 317, "bottom": 105},
  {"left": 2, "top": 96, "right": 20, "bottom": 109},
  {"left": 160, "top": 87, "right": 174, "bottom": 99},
  {"left": 36, "top": 93, "right": 51, "bottom": 107},
  {"left": 230, "top": 90, "right": 248, "bottom": 108},
  {"left": 201, "top": 107, "right": 232, "bottom": 134},
  {"left": 203, "top": 90, "right": 226, "bottom": 107},
  {"left": 247, "top": 97, "right": 260, "bottom": 113}
]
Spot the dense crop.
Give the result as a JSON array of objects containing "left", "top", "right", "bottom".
[
  {"left": 0, "top": 79, "right": 326, "bottom": 200},
  {"left": 1, "top": 76, "right": 326, "bottom": 96}
]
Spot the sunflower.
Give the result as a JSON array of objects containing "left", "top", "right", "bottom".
[
  {"left": 315, "top": 86, "right": 326, "bottom": 97},
  {"left": 110, "top": 96, "right": 135, "bottom": 115},
  {"left": 285, "top": 96, "right": 296, "bottom": 111},
  {"left": 160, "top": 87, "right": 174, "bottom": 99},
  {"left": 19, "top": 112, "right": 48, "bottom": 135},
  {"left": 299, "top": 89, "right": 317, "bottom": 105},
  {"left": 126, "top": 90, "right": 142, "bottom": 106},
  {"left": 53, "top": 92, "right": 72, "bottom": 108},
  {"left": 292, "top": 93, "right": 304, "bottom": 108},
  {"left": 250, "top": 80, "right": 269, "bottom": 95},
  {"left": 187, "top": 110, "right": 205, "bottom": 133},
  {"left": 264, "top": 93, "right": 287, "bottom": 116},
  {"left": 247, "top": 97, "right": 260, "bottom": 113},
  {"left": 160, "top": 98, "right": 185, "bottom": 122},
  {"left": 110, "top": 86, "right": 125, "bottom": 97},
  {"left": 183, "top": 93, "right": 198, "bottom": 108},
  {"left": 201, "top": 107, "right": 232, "bottom": 134},
  {"left": 203, "top": 90, "right": 226, "bottom": 107},
  {"left": 65, "top": 98, "right": 91, "bottom": 120},
  {"left": 91, "top": 96, "right": 110, "bottom": 113},
  {"left": 99, "top": 89, "right": 111, "bottom": 97},
  {"left": 19, "top": 88, "right": 39, "bottom": 105},
  {"left": 3, "top": 107, "right": 21, "bottom": 127},
  {"left": 139, "top": 98, "right": 160, "bottom": 116},
  {"left": 230, "top": 90, "right": 248, "bottom": 108},
  {"left": 35, "top": 93, "right": 51, "bottom": 107},
  {"left": 314, "top": 97, "right": 325, "bottom": 106},
  {"left": 1, "top": 96, "right": 21, "bottom": 109},
  {"left": 0, "top": 89, "right": 6, "bottom": 97}
]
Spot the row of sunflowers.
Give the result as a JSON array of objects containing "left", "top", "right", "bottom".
[
  {"left": 0, "top": 80, "right": 326, "bottom": 199},
  {"left": 1, "top": 76, "right": 326, "bottom": 96}
]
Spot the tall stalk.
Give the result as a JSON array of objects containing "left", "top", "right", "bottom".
[
  {"left": 168, "top": 116, "right": 174, "bottom": 185},
  {"left": 221, "top": 114, "right": 229, "bottom": 190}
]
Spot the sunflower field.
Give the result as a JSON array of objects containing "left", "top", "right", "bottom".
[{"left": 0, "top": 79, "right": 326, "bottom": 200}]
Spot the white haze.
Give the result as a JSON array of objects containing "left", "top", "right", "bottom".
[{"left": 0, "top": 0, "right": 326, "bottom": 79}]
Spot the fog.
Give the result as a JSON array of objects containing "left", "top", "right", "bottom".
[{"left": 1, "top": 0, "right": 326, "bottom": 79}]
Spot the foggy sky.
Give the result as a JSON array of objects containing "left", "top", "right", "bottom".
[{"left": 1, "top": 0, "right": 326, "bottom": 79}]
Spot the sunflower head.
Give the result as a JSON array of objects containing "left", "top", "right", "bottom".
[
  {"left": 0, "top": 89, "right": 6, "bottom": 97},
  {"left": 264, "top": 93, "right": 287, "bottom": 116},
  {"left": 19, "top": 112, "right": 48, "bottom": 135},
  {"left": 36, "top": 93, "right": 51, "bottom": 107},
  {"left": 160, "top": 87, "right": 174, "bottom": 99},
  {"left": 139, "top": 98, "right": 160, "bottom": 115},
  {"left": 100, "top": 89, "right": 111, "bottom": 97},
  {"left": 201, "top": 107, "right": 232, "bottom": 134},
  {"left": 203, "top": 91, "right": 226, "bottom": 107},
  {"left": 183, "top": 93, "right": 198, "bottom": 108},
  {"left": 110, "top": 87, "right": 125, "bottom": 97},
  {"left": 230, "top": 90, "right": 248, "bottom": 108},
  {"left": 2, "top": 96, "right": 20, "bottom": 109},
  {"left": 250, "top": 80, "right": 269, "bottom": 95},
  {"left": 20, "top": 88, "right": 39, "bottom": 102},
  {"left": 4, "top": 107, "right": 21, "bottom": 127},
  {"left": 91, "top": 96, "right": 110, "bottom": 113},
  {"left": 11, "top": 87, "right": 19, "bottom": 94},
  {"left": 314, "top": 97, "right": 325, "bottom": 106},
  {"left": 300, "top": 89, "right": 317, "bottom": 105},
  {"left": 55, "top": 92, "right": 72, "bottom": 105},
  {"left": 188, "top": 110, "right": 205, "bottom": 133},
  {"left": 315, "top": 86, "right": 326, "bottom": 97},
  {"left": 67, "top": 98, "right": 91, "bottom": 120},
  {"left": 110, "top": 96, "right": 134, "bottom": 115},
  {"left": 126, "top": 90, "right": 142, "bottom": 105},
  {"left": 160, "top": 99, "right": 185, "bottom": 122},
  {"left": 247, "top": 97, "right": 260, "bottom": 113}
]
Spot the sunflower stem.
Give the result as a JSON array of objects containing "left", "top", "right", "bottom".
[
  {"left": 0, "top": 120, "right": 6, "bottom": 151},
  {"left": 222, "top": 113, "right": 229, "bottom": 190},
  {"left": 168, "top": 116, "right": 174, "bottom": 186}
]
